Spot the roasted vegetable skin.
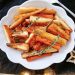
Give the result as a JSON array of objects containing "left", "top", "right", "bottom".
[{"left": 7, "top": 43, "right": 29, "bottom": 52}]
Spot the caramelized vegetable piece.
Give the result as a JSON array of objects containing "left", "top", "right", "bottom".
[
  {"left": 22, "top": 47, "right": 57, "bottom": 59},
  {"left": 7, "top": 43, "right": 29, "bottom": 52},
  {"left": 12, "top": 31, "right": 28, "bottom": 39},
  {"left": 18, "top": 7, "right": 56, "bottom": 15},
  {"left": 34, "top": 29, "right": 67, "bottom": 45},
  {"left": 42, "top": 9, "right": 56, "bottom": 14},
  {"left": 3, "top": 25, "right": 15, "bottom": 43},
  {"left": 65, "top": 30, "right": 70, "bottom": 35},
  {"left": 14, "top": 8, "right": 46, "bottom": 20},
  {"left": 53, "top": 20, "right": 71, "bottom": 35},
  {"left": 55, "top": 15, "right": 72, "bottom": 32},
  {"left": 21, "top": 19, "right": 30, "bottom": 27},
  {"left": 36, "top": 36, "right": 61, "bottom": 50},
  {"left": 10, "top": 17, "right": 25, "bottom": 29},
  {"left": 47, "top": 23, "right": 70, "bottom": 40},
  {"left": 19, "top": 7, "right": 38, "bottom": 14},
  {"left": 36, "top": 36, "right": 51, "bottom": 45},
  {"left": 27, "top": 25, "right": 41, "bottom": 33},
  {"left": 33, "top": 43, "right": 42, "bottom": 50},
  {"left": 26, "top": 53, "right": 52, "bottom": 61},
  {"left": 33, "top": 42, "right": 43, "bottom": 50}
]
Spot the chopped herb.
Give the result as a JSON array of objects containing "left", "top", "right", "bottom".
[
  {"left": 38, "top": 35, "right": 60, "bottom": 55},
  {"left": 30, "top": 35, "right": 60, "bottom": 56},
  {"left": 31, "top": 50, "right": 38, "bottom": 55},
  {"left": 45, "top": 35, "right": 60, "bottom": 50},
  {"left": 39, "top": 50, "right": 46, "bottom": 55}
]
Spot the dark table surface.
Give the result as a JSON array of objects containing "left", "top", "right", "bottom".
[{"left": 0, "top": 0, "right": 75, "bottom": 74}]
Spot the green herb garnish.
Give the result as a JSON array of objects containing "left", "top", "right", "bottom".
[
  {"left": 38, "top": 35, "right": 60, "bottom": 55},
  {"left": 30, "top": 35, "right": 60, "bottom": 56},
  {"left": 46, "top": 35, "right": 60, "bottom": 49},
  {"left": 31, "top": 35, "right": 60, "bottom": 55}
]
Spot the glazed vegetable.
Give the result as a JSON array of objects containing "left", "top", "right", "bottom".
[
  {"left": 7, "top": 43, "right": 29, "bottom": 52},
  {"left": 42, "top": 9, "right": 56, "bottom": 14},
  {"left": 55, "top": 15, "right": 72, "bottom": 32},
  {"left": 3, "top": 25, "right": 15, "bottom": 43},
  {"left": 47, "top": 23, "right": 70, "bottom": 40},
  {"left": 18, "top": 7, "right": 56, "bottom": 14},
  {"left": 22, "top": 35, "right": 60, "bottom": 59},
  {"left": 19, "top": 7, "right": 38, "bottom": 14},
  {"left": 22, "top": 47, "right": 56, "bottom": 59},
  {"left": 10, "top": 17, "right": 25, "bottom": 29},
  {"left": 26, "top": 53, "right": 52, "bottom": 62},
  {"left": 14, "top": 8, "right": 46, "bottom": 20},
  {"left": 34, "top": 29, "right": 67, "bottom": 45}
]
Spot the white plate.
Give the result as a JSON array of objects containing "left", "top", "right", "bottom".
[{"left": 0, "top": 0, "right": 75, "bottom": 70}]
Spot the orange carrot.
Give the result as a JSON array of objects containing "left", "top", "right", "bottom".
[
  {"left": 21, "top": 19, "right": 30, "bottom": 27},
  {"left": 27, "top": 25, "right": 42, "bottom": 33},
  {"left": 3, "top": 25, "right": 15, "bottom": 43},
  {"left": 33, "top": 42, "right": 42, "bottom": 50},
  {"left": 42, "top": 9, "right": 56, "bottom": 14},
  {"left": 47, "top": 23, "right": 70, "bottom": 40},
  {"left": 26, "top": 53, "right": 52, "bottom": 62},
  {"left": 10, "top": 17, "right": 25, "bottom": 29},
  {"left": 52, "top": 43, "right": 61, "bottom": 50},
  {"left": 28, "top": 36, "right": 36, "bottom": 48},
  {"left": 65, "top": 29, "right": 70, "bottom": 35},
  {"left": 36, "top": 36, "right": 51, "bottom": 45},
  {"left": 36, "top": 36, "right": 61, "bottom": 50}
]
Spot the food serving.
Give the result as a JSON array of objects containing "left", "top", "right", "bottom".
[{"left": 3, "top": 7, "right": 72, "bottom": 62}]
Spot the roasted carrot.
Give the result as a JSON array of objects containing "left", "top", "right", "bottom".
[
  {"left": 22, "top": 19, "right": 30, "bottom": 26},
  {"left": 55, "top": 15, "right": 72, "bottom": 32},
  {"left": 34, "top": 29, "right": 67, "bottom": 46},
  {"left": 36, "top": 36, "right": 61, "bottom": 50},
  {"left": 14, "top": 25, "right": 23, "bottom": 32},
  {"left": 26, "top": 53, "right": 52, "bottom": 62},
  {"left": 36, "top": 36, "right": 51, "bottom": 45},
  {"left": 42, "top": 9, "right": 56, "bottom": 15},
  {"left": 3, "top": 25, "right": 15, "bottom": 43},
  {"left": 33, "top": 42, "right": 42, "bottom": 50},
  {"left": 65, "top": 29, "right": 70, "bottom": 35},
  {"left": 32, "top": 22, "right": 49, "bottom": 26},
  {"left": 27, "top": 25, "right": 42, "bottom": 33},
  {"left": 52, "top": 43, "right": 61, "bottom": 50},
  {"left": 47, "top": 23, "right": 70, "bottom": 40},
  {"left": 10, "top": 17, "right": 25, "bottom": 29},
  {"left": 14, "top": 8, "right": 46, "bottom": 20}
]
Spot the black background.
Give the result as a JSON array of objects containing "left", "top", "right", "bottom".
[{"left": 0, "top": 0, "right": 75, "bottom": 74}]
